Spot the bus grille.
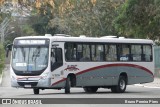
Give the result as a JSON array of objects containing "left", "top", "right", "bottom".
[{"left": 17, "top": 82, "right": 38, "bottom": 87}]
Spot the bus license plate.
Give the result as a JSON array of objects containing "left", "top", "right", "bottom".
[{"left": 25, "top": 85, "right": 31, "bottom": 88}]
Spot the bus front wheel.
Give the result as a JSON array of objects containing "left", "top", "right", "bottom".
[
  {"left": 65, "top": 77, "right": 71, "bottom": 94},
  {"left": 33, "top": 88, "right": 39, "bottom": 94},
  {"left": 111, "top": 76, "right": 127, "bottom": 93}
]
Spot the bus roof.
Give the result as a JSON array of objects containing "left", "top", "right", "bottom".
[{"left": 15, "top": 35, "right": 154, "bottom": 44}]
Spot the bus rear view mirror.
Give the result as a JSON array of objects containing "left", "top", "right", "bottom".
[{"left": 6, "top": 44, "right": 13, "bottom": 57}]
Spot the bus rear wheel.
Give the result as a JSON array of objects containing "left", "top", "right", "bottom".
[
  {"left": 33, "top": 88, "right": 39, "bottom": 94},
  {"left": 111, "top": 76, "right": 127, "bottom": 93},
  {"left": 83, "top": 87, "right": 98, "bottom": 93}
]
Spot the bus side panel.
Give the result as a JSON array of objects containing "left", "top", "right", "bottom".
[
  {"left": 112, "top": 66, "right": 154, "bottom": 85},
  {"left": 50, "top": 68, "right": 66, "bottom": 88},
  {"left": 50, "top": 62, "right": 153, "bottom": 88},
  {"left": 76, "top": 68, "right": 114, "bottom": 86},
  {"left": 128, "top": 62, "right": 154, "bottom": 85},
  {"left": 52, "top": 81, "right": 66, "bottom": 88},
  {"left": 75, "top": 63, "right": 154, "bottom": 87}
]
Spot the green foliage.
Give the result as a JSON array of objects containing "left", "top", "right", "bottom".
[
  {"left": 0, "top": 43, "right": 5, "bottom": 74},
  {"left": 22, "top": 24, "right": 37, "bottom": 36},
  {"left": 3, "top": 0, "right": 160, "bottom": 40},
  {"left": 32, "top": 3, "right": 58, "bottom": 35},
  {"left": 48, "top": 0, "right": 124, "bottom": 36},
  {"left": 114, "top": 0, "right": 160, "bottom": 40},
  {"left": 16, "top": 0, "right": 125, "bottom": 37},
  {"left": 32, "top": 15, "right": 59, "bottom": 35}
]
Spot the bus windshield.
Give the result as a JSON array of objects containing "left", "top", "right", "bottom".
[{"left": 12, "top": 46, "right": 49, "bottom": 72}]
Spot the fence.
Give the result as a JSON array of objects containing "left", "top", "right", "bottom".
[{"left": 154, "top": 46, "right": 160, "bottom": 77}]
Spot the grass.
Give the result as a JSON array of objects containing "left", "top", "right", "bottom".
[{"left": 0, "top": 43, "right": 5, "bottom": 75}]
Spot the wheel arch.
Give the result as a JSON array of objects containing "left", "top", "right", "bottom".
[
  {"left": 119, "top": 72, "right": 128, "bottom": 84},
  {"left": 67, "top": 73, "right": 76, "bottom": 87}
]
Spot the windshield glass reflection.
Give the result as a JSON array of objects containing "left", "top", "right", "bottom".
[{"left": 12, "top": 46, "right": 48, "bottom": 72}]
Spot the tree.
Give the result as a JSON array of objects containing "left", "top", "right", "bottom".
[
  {"left": 0, "top": 43, "right": 5, "bottom": 75},
  {"left": 48, "top": 0, "right": 124, "bottom": 36},
  {"left": 21, "top": 24, "right": 37, "bottom": 36},
  {"left": 114, "top": 0, "right": 160, "bottom": 40},
  {"left": 32, "top": 0, "right": 59, "bottom": 35},
  {"left": 11, "top": 0, "right": 125, "bottom": 36}
]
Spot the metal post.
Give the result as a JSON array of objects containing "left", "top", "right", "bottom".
[{"left": 0, "top": 17, "right": 10, "bottom": 44}]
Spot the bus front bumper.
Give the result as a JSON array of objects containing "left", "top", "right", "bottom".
[{"left": 11, "top": 77, "right": 51, "bottom": 88}]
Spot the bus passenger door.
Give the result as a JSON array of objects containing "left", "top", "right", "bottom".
[{"left": 51, "top": 48, "right": 63, "bottom": 71}]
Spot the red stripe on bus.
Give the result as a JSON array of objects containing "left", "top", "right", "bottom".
[
  {"left": 51, "top": 63, "right": 153, "bottom": 86},
  {"left": 52, "top": 78, "right": 66, "bottom": 86},
  {"left": 76, "top": 63, "right": 153, "bottom": 76}
]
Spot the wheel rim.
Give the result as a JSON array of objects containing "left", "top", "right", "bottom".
[{"left": 120, "top": 79, "right": 125, "bottom": 90}]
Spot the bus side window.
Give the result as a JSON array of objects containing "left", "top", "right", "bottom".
[
  {"left": 105, "top": 45, "right": 117, "bottom": 61},
  {"left": 143, "top": 45, "right": 152, "bottom": 61},
  {"left": 65, "top": 43, "right": 77, "bottom": 61},
  {"left": 77, "top": 44, "right": 83, "bottom": 61},
  {"left": 51, "top": 48, "right": 63, "bottom": 71},
  {"left": 119, "top": 44, "right": 130, "bottom": 61},
  {"left": 81, "top": 44, "right": 91, "bottom": 61}
]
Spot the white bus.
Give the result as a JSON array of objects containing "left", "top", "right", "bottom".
[{"left": 9, "top": 34, "right": 154, "bottom": 94}]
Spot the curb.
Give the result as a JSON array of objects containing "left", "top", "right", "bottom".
[{"left": 134, "top": 84, "right": 160, "bottom": 89}]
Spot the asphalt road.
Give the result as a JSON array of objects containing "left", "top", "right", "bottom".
[{"left": 1, "top": 65, "right": 160, "bottom": 107}]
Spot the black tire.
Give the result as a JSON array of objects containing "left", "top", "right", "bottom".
[
  {"left": 33, "top": 88, "right": 39, "bottom": 94},
  {"left": 111, "top": 86, "right": 117, "bottom": 93},
  {"left": 111, "top": 76, "right": 127, "bottom": 93},
  {"left": 83, "top": 87, "right": 98, "bottom": 93},
  {"left": 65, "top": 77, "right": 71, "bottom": 94}
]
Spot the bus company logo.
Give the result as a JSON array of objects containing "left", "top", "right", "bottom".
[
  {"left": 2, "top": 99, "right": 11, "bottom": 104},
  {"left": 65, "top": 65, "right": 79, "bottom": 71}
]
